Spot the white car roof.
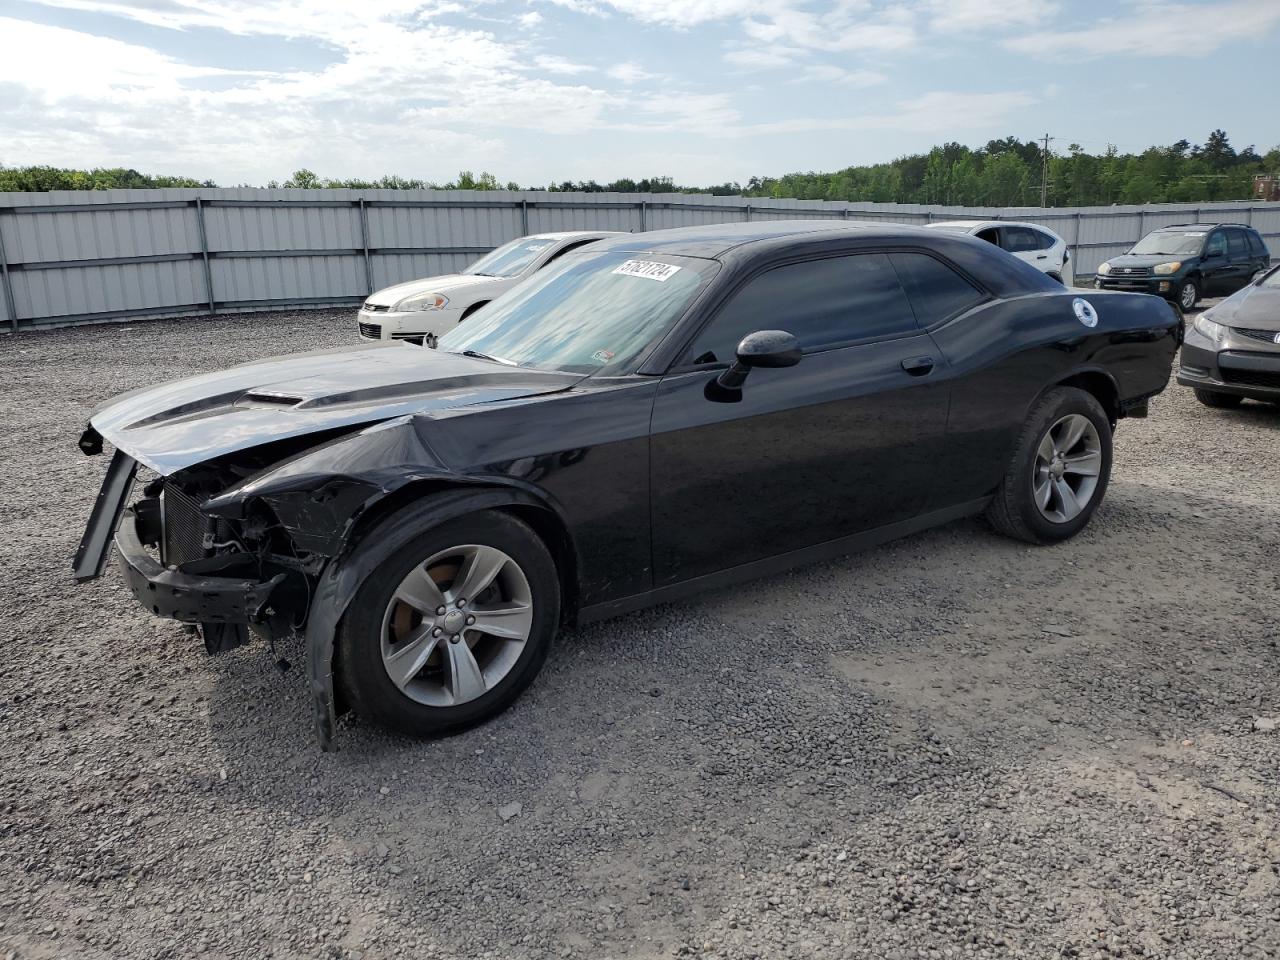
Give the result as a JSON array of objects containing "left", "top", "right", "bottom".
[{"left": 927, "top": 219, "right": 1062, "bottom": 238}]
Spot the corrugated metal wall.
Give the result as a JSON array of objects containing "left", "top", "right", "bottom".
[{"left": 2, "top": 188, "right": 1277, "bottom": 332}]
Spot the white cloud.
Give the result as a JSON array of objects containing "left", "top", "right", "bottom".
[
  {"left": 534, "top": 54, "right": 594, "bottom": 74},
  {"left": 516, "top": 9, "right": 543, "bottom": 26},
  {"left": 742, "top": 5, "right": 916, "bottom": 53},
  {"left": 801, "top": 64, "right": 888, "bottom": 86},
  {"left": 917, "top": 0, "right": 1058, "bottom": 32},
  {"left": 605, "top": 62, "right": 657, "bottom": 83},
  {"left": 1004, "top": 1, "right": 1280, "bottom": 59},
  {"left": 723, "top": 45, "right": 806, "bottom": 69}
]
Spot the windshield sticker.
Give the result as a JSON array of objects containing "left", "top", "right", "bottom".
[
  {"left": 1072, "top": 297, "right": 1099, "bottom": 328},
  {"left": 1183, "top": 232, "right": 1206, "bottom": 236},
  {"left": 525, "top": 243, "right": 552, "bottom": 252},
  {"left": 590, "top": 349, "right": 616, "bottom": 364},
  {"left": 612, "top": 259, "right": 681, "bottom": 282}
]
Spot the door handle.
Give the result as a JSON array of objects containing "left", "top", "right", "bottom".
[
  {"left": 901, "top": 356, "right": 935, "bottom": 376},
  {"left": 1036, "top": 254, "right": 1048, "bottom": 259}
]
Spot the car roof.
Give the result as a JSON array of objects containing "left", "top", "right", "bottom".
[
  {"left": 529, "top": 230, "right": 624, "bottom": 241},
  {"left": 927, "top": 219, "right": 1061, "bottom": 235},
  {"left": 1152, "top": 222, "right": 1251, "bottom": 231},
  {"left": 594, "top": 219, "right": 950, "bottom": 259}
]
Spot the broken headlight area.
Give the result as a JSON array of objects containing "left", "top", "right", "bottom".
[{"left": 124, "top": 465, "right": 319, "bottom": 653}]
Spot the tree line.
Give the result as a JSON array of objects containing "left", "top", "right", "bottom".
[{"left": 2, "top": 131, "right": 1275, "bottom": 207}]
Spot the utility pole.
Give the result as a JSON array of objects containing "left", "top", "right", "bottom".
[{"left": 1039, "top": 133, "right": 1054, "bottom": 207}]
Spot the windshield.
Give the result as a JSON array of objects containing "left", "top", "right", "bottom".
[
  {"left": 1260, "top": 265, "right": 1280, "bottom": 288},
  {"left": 464, "top": 237, "right": 559, "bottom": 278},
  {"left": 1129, "top": 231, "right": 1206, "bottom": 256},
  {"left": 438, "top": 250, "right": 718, "bottom": 374}
]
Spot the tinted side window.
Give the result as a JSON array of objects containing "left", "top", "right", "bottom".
[
  {"left": 890, "top": 253, "right": 985, "bottom": 325},
  {"left": 1204, "top": 232, "right": 1226, "bottom": 257},
  {"left": 1003, "top": 227, "right": 1042, "bottom": 253},
  {"left": 974, "top": 228, "right": 1000, "bottom": 246},
  {"left": 1248, "top": 232, "right": 1267, "bottom": 257},
  {"left": 1227, "top": 229, "right": 1248, "bottom": 258},
  {"left": 686, "top": 254, "right": 917, "bottom": 365},
  {"left": 1034, "top": 229, "right": 1058, "bottom": 250}
]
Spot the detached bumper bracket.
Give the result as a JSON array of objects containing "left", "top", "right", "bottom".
[{"left": 72, "top": 449, "right": 138, "bottom": 583}]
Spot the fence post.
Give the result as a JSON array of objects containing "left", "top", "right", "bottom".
[
  {"left": 744, "top": 204, "right": 752, "bottom": 222},
  {"left": 1075, "top": 211, "right": 1083, "bottom": 276},
  {"left": 639, "top": 201, "right": 647, "bottom": 231},
  {"left": 358, "top": 197, "right": 373, "bottom": 295},
  {"left": 0, "top": 212, "right": 16, "bottom": 334},
  {"left": 1136, "top": 209, "right": 1145, "bottom": 243},
  {"left": 194, "top": 197, "right": 215, "bottom": 317},
  {"left": 520, "top": 199, "right": 529, "bottom": 235}
]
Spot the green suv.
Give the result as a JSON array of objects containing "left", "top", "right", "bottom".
[{"left": 1094, "top": 222, "right": 1271, "bottom": 311}]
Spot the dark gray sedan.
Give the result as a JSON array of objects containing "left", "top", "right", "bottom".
[{"left": 1179, "top": 265, "right": 1280, "bottom": 408}]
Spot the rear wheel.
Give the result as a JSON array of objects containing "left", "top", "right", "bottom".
[
  {"left": 986, "top": 387, "right": 1112, "bottom": 545},
  {"left": 1194, "top": 389, "right": 1243, "bottom": 409},
  {"left": 337, "top": 510, "right": 559, "bottom": 737},
  {"left": 1178, "top": 279, "right": 1199, "bottom": 311}
]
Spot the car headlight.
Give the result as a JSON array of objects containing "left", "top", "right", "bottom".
[
  {"left": 1193, "top": 314, "right": 1225, "bottom": 342},
  {"left": 395, "top": 293, "right": 449, "bottom": 312},
  {"left": 1152, "top": 261, "right": 1182, "bottom": 276},
  {"left": 1096, "top": 261, "right": 1111, "bottom": 275}
]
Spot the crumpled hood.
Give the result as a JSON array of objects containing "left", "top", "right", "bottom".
[
  {"left": 365, "top": 273, "right": 505, "bottom": 307},
  {"left": 1209, "top": 282, "right": 1280, "bottom": 331},
  {"left": 91, "top": 342, "right": 579, "bottom": 475}
]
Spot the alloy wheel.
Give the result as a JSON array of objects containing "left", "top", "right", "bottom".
[
  {"left": 1180, "top": 282, "right": 1197, "bottom": 311},
  {"left": 1031, "top": 414, "right": 1102, "bottom": 523},
  {"left": 380, "top": 544, "right": 533, "bottom": 707}
]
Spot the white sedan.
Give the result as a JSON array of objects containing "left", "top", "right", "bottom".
[
  {"left": 925, "top": 220, "right": 1073, "bottom": 286},
  {"left": 357, "top": 231, "right": 621, "bottom": 345}
]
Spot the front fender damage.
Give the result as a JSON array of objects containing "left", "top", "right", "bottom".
[
  {"left": 199, "top": 416, "right": 564, "bottom": 749},
  {"left": 304, "top": 488, "right": 562, "bottom": 750}
]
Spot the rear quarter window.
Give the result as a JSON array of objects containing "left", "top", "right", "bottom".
[{"left": 889, "top": 252, "right": 986, "bottom": 325}]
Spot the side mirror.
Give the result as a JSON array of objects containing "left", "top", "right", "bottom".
[{"left": 710, "top": 330, "right": 801, "bottom": 397}]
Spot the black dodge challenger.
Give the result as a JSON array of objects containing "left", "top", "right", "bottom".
[{"left": 74, "top": 221, "right": 1181, "bottom": 746}]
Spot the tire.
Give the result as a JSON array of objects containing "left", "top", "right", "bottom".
[
  {"left": 1178, "top": 279, "right": 1199, "bottom": 311},
  {"left": 1194, "top": 389, "right": 1243, "bottom": 409},
  {"left": 337, "top": 509, "right": 560, "bottom": 737},
  {"left": 986, "top": 386, "right": 1113, "bottom": 545}
]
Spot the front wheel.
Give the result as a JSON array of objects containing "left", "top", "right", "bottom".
[
  {"left": 1178, "top": 279, "right": 1199, "bottom": 311},
  {"left": 337, "top": 509, "right": 560, "bottom": 737},
  {"left": 986, "top": 386, "right": 1113, "bottom": 545},
  {"left": 1194, "top": 389, "right": 1243, "bottom": 409}
]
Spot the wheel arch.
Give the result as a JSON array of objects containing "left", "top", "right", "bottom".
[
  {"left": 1054, "top": 368, "right": 1120, "bottom": 426},
  {"left": 307, "top": 481, "right": 580, "bottom": 749},
  {"left": 460, "top": 300, "right": 490, "bottom": 321}
]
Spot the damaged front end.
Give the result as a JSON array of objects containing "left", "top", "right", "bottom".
[{"left": 74, "top": 428, "right": 326, "bottom": 654}]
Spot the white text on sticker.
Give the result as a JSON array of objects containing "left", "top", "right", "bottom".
[{"left": 612, "top": 260, "right": 680, "bottom": 282}]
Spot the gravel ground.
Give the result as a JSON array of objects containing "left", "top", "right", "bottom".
[{"left": 2, "top": 307, "right": 1278, "bottom": 960}]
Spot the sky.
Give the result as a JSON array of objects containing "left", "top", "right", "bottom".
[{"left": 1, "top": 0, "right": 1278, "bottom": 188}]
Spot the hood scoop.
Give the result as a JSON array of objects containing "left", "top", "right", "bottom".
[{"left": 242, "top": 391, "right": 305, "bottom": 407}]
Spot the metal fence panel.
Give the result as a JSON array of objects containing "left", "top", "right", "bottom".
[{"left": 3, "top": 188, "right": 1279, "bottom": 332}]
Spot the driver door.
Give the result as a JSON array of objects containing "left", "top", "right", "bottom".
[{"left": 648, "top": 252, "right": 951, "bottom": 587}]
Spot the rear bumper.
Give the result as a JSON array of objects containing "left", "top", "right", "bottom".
[{"left": 115, "top": 507, "right": 284, "bottom": 625}]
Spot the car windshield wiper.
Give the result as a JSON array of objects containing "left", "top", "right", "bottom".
[{"left": 458, "top": 349, "right": 519, "bottom": 366}]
